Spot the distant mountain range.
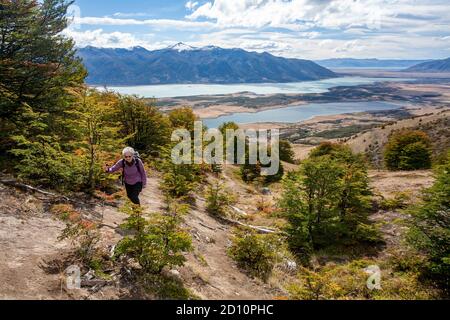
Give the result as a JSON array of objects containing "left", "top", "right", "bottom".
[
  {"left": 77, "top": 43, "right": 337, "bottom": 86},
  {"left": 405, "top": 57, "right": 450, "bottom": 72},
  {"left": 315, "top": 58, "right": 431, "bottom": 69}
]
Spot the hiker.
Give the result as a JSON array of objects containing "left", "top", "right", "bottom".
[{"left": 105, "top": 147, "right": 147, "bottom": 205}]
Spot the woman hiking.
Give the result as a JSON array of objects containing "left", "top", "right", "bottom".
[{"left": 106, "top": 147, "right": 147, "bottom": 205}]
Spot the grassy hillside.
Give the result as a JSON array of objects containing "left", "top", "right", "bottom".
[{"left": 348, "top": 109, "right": 450, "bottom": 167}]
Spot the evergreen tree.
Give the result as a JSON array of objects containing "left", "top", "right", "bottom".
[
  {"left": 1, "top": 0, "right": 86, "bottom": 148},
  {"left": 407, "top": 153, "right": 450, "bottom": 294},
  {"left": 279, "top": 145, "right": 375, "bottom": 260},
  {"left": 1, "top": 0, "right": 87, "bottom": 188},
  {"left": 279, "top": 139, "right": 296, "bottom": 164},
  {"left": 114, "top": 95, "right": 171, "bottom": 156}
]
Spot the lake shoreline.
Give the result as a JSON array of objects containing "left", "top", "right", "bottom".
[{"left": 188, "top": 80, "right": 448, "bottom": 121}]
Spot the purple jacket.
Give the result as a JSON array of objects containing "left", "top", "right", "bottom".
[{"left": 108, "top": 158, "right": 147, "bottom": 187}]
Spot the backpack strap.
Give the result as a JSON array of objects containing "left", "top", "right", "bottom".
[
  {"left": 121, "top": 159, "right": 126, "bottom": 185},
  {"left": 135, "top": 157, "right": 141, "bottom": 174}
]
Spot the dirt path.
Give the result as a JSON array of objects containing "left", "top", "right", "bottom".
[
  {"left": 130, "top": 171, "right": 279, "bottom": 299},
  {"left": 0, "top": 185, "right": 71, "bottom": 299},
  {"left": 179, "top": 196, "right": 280, "bottom": 299},
  {"left": 0, "top": 169, "right": 278, "bottom": 300}
]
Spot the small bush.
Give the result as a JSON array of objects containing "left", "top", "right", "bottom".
[
  {"left": 287, "top": 262, "right": 369, "bottom": 300},
  {"left": 353, "top": 222, "right": 383, "bottom": 244},
  {"left": 384, "top": 130, "right": 432, "bottom": 171},
  {"left": 205, "top": 182, "right": 234, "bottom": 217},
  {"left": 279, "top": 140, "right": 296, "bottom": 164},
  {"left": 406, "top": 155, "right": 450, "bottom": 295},
  {"left": 288, "top": 259, "right": 437, "bottom": 300},
  {"left": 379, "top": 191, "right": 411, "bottom": 210},
  {"left": 161, "top": 152, "right": 201, "bottom": 199},
  {"left": 228, "top": 228, "right": 280, "bottom": 281},
  {"left": 58, "top": 208, "right": 100, "bottom": 266},
  {"left": 115, "top": 202, "right": 193, "bottom": 274}
]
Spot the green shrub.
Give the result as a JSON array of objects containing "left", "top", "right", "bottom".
[
  {"left": 161, "top": 147, "right": 202, "bottom": 199},
  {"left": 115, "top": 202, "right": 193, "bottom": 274},
  {"left": 240, "top": 156, "right": 284, "bottom": 184},
  {"left": 384, "top": 130, "right": 432, "bottom": 171},
  {"left": 228, "top": 228, "right": 280, "bottom": 281},
  {"left": 406, "top": 154, "right": 450, "bottom": 295},
  {"left": 279, "top": 140, "right": 296, "bottom": 164},
  {"left": 287, "top": 262, "right": 370, "bottom": 300},
  {"left": 353, "top": 222, "right": 383, "bottom": 244},
  {"left": 288, "top": 259, "right": 437, "bottom": 300},
  {"left": 279, "top": 147, "right": 373, "bottom": 259},
  {"left": 379, "top": 191, "right": 411, "bottom": 210},
  {"left": 206, "top": 182, "right": 235, "bottom": 217},
  {"left": 387, "top": 249, "right": 427, "bottom": 274},
  {"left": 10, "top": 135, "right": 83, "bottom": 191}
]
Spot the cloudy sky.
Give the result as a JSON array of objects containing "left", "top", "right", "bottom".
[{"left": 67, "top": 0, "right": 450, "bottom": 59}]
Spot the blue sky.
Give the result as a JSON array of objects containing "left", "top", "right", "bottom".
[{"left": 65, "top": 0, "right": 450, "bottom": 59}]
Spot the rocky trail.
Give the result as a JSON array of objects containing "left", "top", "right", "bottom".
[{"left": 0, "top": 170, "right": 279, "bottom": 300}]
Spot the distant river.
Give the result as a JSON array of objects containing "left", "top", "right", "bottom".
[
  {"left": 202, "top": 101, "right": 407, "bottom": 128},
  {"left": 97, "top": 76, "right": 413, "bottom": 98}
]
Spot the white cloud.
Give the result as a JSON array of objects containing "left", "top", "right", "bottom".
[
  {"left": 112, "top": 12, "right": 154, "bottom": 18},
  {"left": 63, "top": 29, "right": 157, "bottom": 49},
  {"left": 67, "top": 0, "right": 450, "bottom": 59},
  {"left": 73, "top": 16, "right": 216, "bottom": 30},
  {"left": 187, "top": 0, "right": 450, "bottom": 33},
  {"left": 185, "top": 1, "right": 199, "bottom": 11}
]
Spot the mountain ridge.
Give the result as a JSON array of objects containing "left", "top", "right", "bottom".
[
  {"left": 77, "top": 44, "right": 337, "bottom": 86},
  {"left": 405, "top": 57, "right": 450, "bottom": 72}
]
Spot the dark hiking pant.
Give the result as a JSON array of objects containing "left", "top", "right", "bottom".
[{"left": 125, "top": 182, "right": 143, "bottom": 205}]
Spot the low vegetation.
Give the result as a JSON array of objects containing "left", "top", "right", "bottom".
[
  {"left": 279, "top": 140, "right": 296, "bottom": 164},
  {"left": 205, "top": 181, "right": 235, "bottom": 217},
  {"left": 228, "top": 228, "right": 281, "bottom": 282},
  {"left": 384, "top": 130, "right": 432, "bottom": 171},
  {"left": 115, "top": 201, "right": 193, "bottom": 274},
  {"left": 279, "top": 143, "right": 378, "bottom": 262},
  {"left": 406, "top": 154, "right": 450, "bottom": 295}
]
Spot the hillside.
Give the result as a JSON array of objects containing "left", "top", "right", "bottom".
[
  {"left": 405, "top": 57, "right": 450, "bottom": 72},
  {"left": 0, "top": 170, "right": 278, "bottom": 299},
  {"left": 77, "top": 44, "right": 337, "bottom": 85},
  {"left": 347, "top": 109, "right": 450, "bottom": 167},
  {"left": 0, "top": 155, "right": 442, "bottom": 300}
]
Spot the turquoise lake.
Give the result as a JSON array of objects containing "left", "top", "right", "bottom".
[
  {"left": 202, "top": 101, "right": 407, "bottom": 128},
  {"left": 98, "top": 77, "right": 413, "bottom": 98}
]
